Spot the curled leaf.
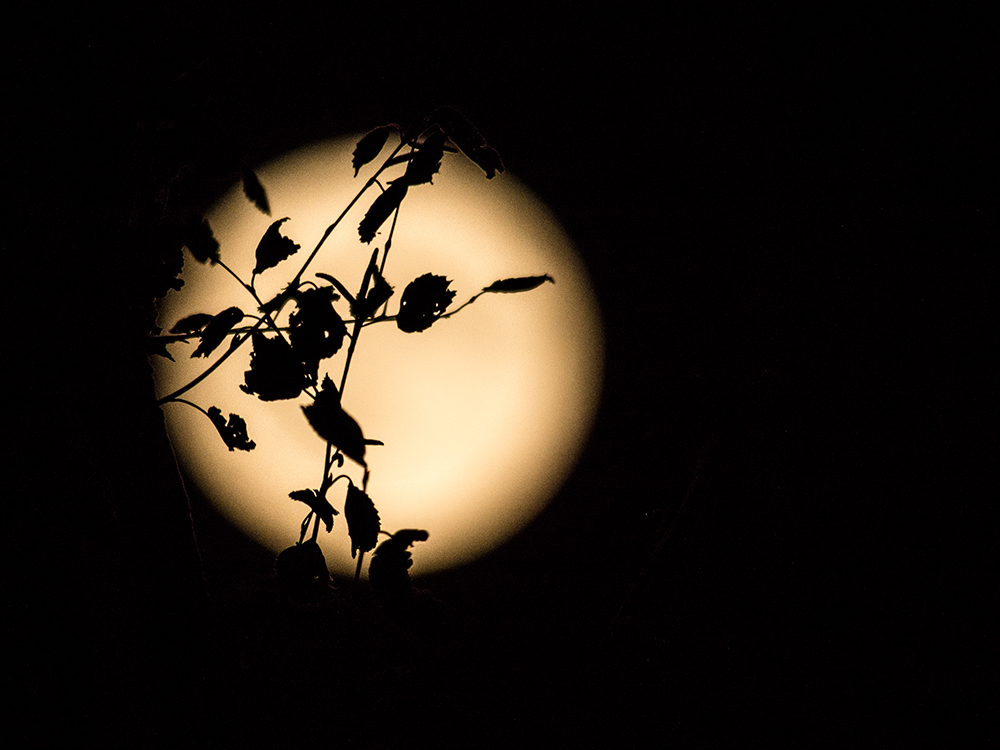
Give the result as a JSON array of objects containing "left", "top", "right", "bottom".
[
  {"left": 242, "top": 169, "right": 271, "bottom": 215},
  {"left": 482, "top": 274, "right": 555, "bottom": 294},
  {"left": 192, "top": 307, "right": 244, "bottom": 358},
  {"left": 253, "top": 218, "right": 300, "bottom": 276},
  {"left": 301, "top": 375, "right": 378, "bottom": 465},
  {"left": 289, "top": 488, "right": 338, "bottom": 532},
  {"left": 352, "top": 124, "right": 396, "bottom": 176},
  {"left": 396, "top": 274, "right": 456, "bottom": 333},
  {"left": 344, "top": 484, "right": 380, "bottom": 559},
  {"left": 169, "top": 313, "right": 215, "bottom": 334},
  {"left": 358, "top": 181, "right": 407, "bottom": 243},
  {"left": 207, "top": 406, "right": 256, "bottom": 451},
  {"left": 240, "top": 332, "right": 313, "bottom": 401}
]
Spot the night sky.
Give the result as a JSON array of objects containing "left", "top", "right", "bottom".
[{"left": 9, "top": 6, "right": 993, "bottom": 746}]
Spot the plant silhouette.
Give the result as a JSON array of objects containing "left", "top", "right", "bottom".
[{"left": 152, "top": 107, "right": 553, "bottom": 591}]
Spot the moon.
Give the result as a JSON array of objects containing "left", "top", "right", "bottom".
[{"left": 152, "top": 134, "right": 603, "bottom": 577}]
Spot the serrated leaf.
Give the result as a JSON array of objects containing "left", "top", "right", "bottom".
[
  {"left": 253, "top": 218, "right": 300, "bottom": 276},
  {"left": 191, "top": 307, "right": 244, "bottom": 358},
  {"left": 206, "top": 406, "right": 256, "bottom": 451},
  {"left": 396, "top": 274, "right": 456, "bottom": 333},
  {"left": 242, "top": 169, "right": 271, "bottom": 215},
  {"left": 482, "top": 274, "right": 554, "bottom": 294},
  {"left": 301, "top": 375, "right": 376, "bottom": 465},
  {"left": 240, "top": 332, "right": 313, "bottom": 401},
  {"left": 288, "top": 286, "right": 348, "bottom": 369},
  {"left": 352, "top": 124, "right": 396, "bottom": 177},
  {"left": 358, "top": 181, "right": 407, "bottom": 244},
  {"left": 289, "top": 488, "right": 338, "bottom": 532},
  {"left": 169, "top": 313, "right": 215, "bottom": 334},
  {"left": 344, "top": 484, "right": 380, "bottom": 559}
]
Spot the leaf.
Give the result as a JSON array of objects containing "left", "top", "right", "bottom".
[
  {"left": 369, "top": 529, "right": 429, "bottom": 603},
  {"left": 344, "top": 483, "right": 380, "bottom": 559},
  {"left": 242, "top": 169, "right": 271, "bottom": 215},
  {"left": 350, "top": 269, "right": 394, "bottom": 320},
  {"left": 431, "top": 106, "right": 505, "bottom": 179},
  {"left": 289, "top": 488, "right": 338, "bottom": 532},
  {"left": 301, "top": 375, "right": 378, "bottom": 465},
  {"left": 482, "top": 274, "right": 555, "bottom": 294},
  {"left": 240, "top": 332, "right": 313, "bottom": 401},
  {"left": 191, "top": 307, "right": 244, "bottom": 358},
  {"left": 169, "top": 313, "right": 215, "bottom": 334},
  {"left": 396, "top": 273, "right": 456, "bottom": 333},
  {"left": 401, "top": 127, "right": 446, "bottom": 186},
  {"left": 358, "top": 181, "right": 408, "bottom": 244},
  {"left": 182, "top": 218, "right": 221, "bottom": 264},
  {"left": 253, "top": 218, "right": 300, "bottom": 276},
  {"left": 352, "top": 124, "right": 396, "bottom": 177},
  {"left": 206, "top": 406, "right": 256, "bottom": 451},
  {"left": 288, "top": 286, "right": 348, "bottom": 369}
]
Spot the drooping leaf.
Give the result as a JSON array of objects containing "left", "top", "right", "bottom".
[
  {"left": 396, "top": 273, "right": 456, "bottom": 333},
  {"left": 242, "top": 169, "right": 271, "bottom": 215},
  {"left": 344, "top": 483, "right": 381, "bottom": 559},
  {"left": 432, "top": 106, "right": 505, "bottom": 179},
  {"left": 482, "top": 274, "right": 555, "bottom": 294},
  {"left": 289, "top": 488, "right": 338, "bottom": 532},
  {"left": 358, "top": 181, "right": 407, "bottom": 244},
  {"left": 352, "top": 124, "right": 397, "bottom": 177},
  {"left": 401, "top": 127, "right": 446, "bottom": 186},
  {"left": 192, "top": 307, "right": 245, "bottom": 358},
  {"left": 288, "top": 286, "right": 348, "bottom": 370},
  {"left": 253, "top": 218, "right": 300, "bottom": 276},
  {"left": 369, "top": 529, "right": 429, "bottom": 603},
  {"left": 275, "top": 540, "right": 329, "bottom": 598},
  {"left": 169, "top": 313, "right": 215, "bottom": 334},
  {"left": 350, "top": 269, "right": 394, "bottom": 320},
  {"left": 300, "top": 375, "right": 379, "bottom": 465},
  {"left": 182, "top": 218, "right": 221, "bottom": 264},
  {"left": 207, "top": 406, "right": 256, "bottom": 451},
  {"left": 240, "top": 332, "right": 313, "bottom": 401}
]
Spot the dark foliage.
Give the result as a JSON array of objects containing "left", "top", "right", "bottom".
[
  {"left": 169, "top": 312, "right": 214, "bottom": 334},
  {"left": 301, "top": 375, "right": 381, "bottom": 465},
  {"left": 181, "top": 217, "right": 220, "bottom": 264},
  {"left": 350, "top": 269, "right": 394, "bottom": 321},
  {"left": 344, "top": 484, "right": 381, "bottom": 559},
  {"left": 369, "top": 529, "right": 429, "bottom": 603},
  {"left": 252, "top": 218, "right": 300, "bottom": 276},
  {"left": 358, "top": 182, "right": 407, "bottom": 244},
  {"left": 191, "top": 307, "right": 244, "bottom": 358},
  {"left": 242, "top": 168, "right": 270, "bottom": 215},
  {"left": 275, "top": 541, "right": 329, "bottom": 600},
  {"left": 240, "top": 332, "right": 313, "bottom": 401},
  {"left": 396, "top": 274, "right": 456, "bottom": 333},
  {"left": 352, "top": 125, "right": 396, "bottom": 176},
  {"left": 288, "top": 286, "right": 348, "bottom": 372},
  {"left": 289, "top": 488, "right": 338, "bottom": 532},
  {"left": 483, "top": 274, "right": 554, "bottom": 294},
  {"left": 206, "top": 406, "right": 256, "bottom": 451},
  {"left": 401, "top": 127, "right": 446, "bottom": 186}
]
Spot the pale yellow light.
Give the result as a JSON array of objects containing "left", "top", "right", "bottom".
[{"left": 153, "top": 135, "right": 603, "bottom": 577}]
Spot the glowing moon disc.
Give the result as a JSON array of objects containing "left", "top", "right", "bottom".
[{"left": 153, "top": 136, "right": 603, "bottom": 576}]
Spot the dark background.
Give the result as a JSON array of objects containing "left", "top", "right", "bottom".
[{"left": 9, "top": 5, "right": 994, "bottom": 747}]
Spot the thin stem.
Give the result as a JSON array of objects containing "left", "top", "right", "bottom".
[{"left": 354, "top": 550, "right": 365, "bottom": 583}]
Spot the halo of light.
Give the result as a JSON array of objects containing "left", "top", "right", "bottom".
[{"left": 153, "top": 135, "right": 603, "bottom": 576}]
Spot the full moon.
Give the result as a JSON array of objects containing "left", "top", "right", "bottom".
[{"left": 153, "top": 135, "right": 603, "bottom": 577}]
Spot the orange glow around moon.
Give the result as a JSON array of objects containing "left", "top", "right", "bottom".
[{"left": 153, "top": 135, "right": 604, "bottom": 577}]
